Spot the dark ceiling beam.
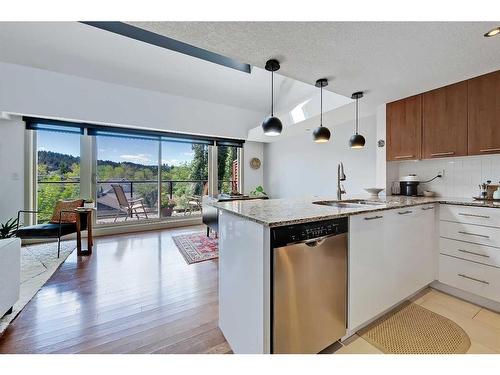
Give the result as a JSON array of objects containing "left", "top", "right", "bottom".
[{"left": 80, "top": 21, "right": 252, "bottom": 74}]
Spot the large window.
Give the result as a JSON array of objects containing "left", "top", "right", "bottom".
[
  {"left": 36, "top": 131, "right": 81, "bottom": 223},
  {"left": 160, "top": 142, "right": 208, "bottom": 218},
  {"left": 29, "top": 118, "right": 243, "bottom": 228},
  {"left": 95, "top": 136, "right": 159, "bottom": 224},
  {"left": 217, "top": 145, "right": 239, "bottom": 194}
]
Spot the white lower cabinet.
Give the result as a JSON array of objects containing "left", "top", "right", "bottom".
[
  {"left": 438, "top": 204, "right": 500, "bottom": 304},
  {"left": 439, "top": 237, "right": 500, "bottom": 268},
  {"left": 349, "top": 203, "right": 500, "bottom": 331},
  {"left": 349, "top": 211, "right": 392, "bottom": 330},
  {"left": 439, "top": 254, "right": 500, "bottom": 302},
  {"left": 349, "top": 205, "right": 436, "bottom": 330}
]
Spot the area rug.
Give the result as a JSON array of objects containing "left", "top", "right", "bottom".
[
  {"left": 358, "top": 301, "right": 471, "bottom": 354},
  {"left": 172, "top": 232, "right": 218, "bottom": 264},
  {"left": 0, "top": 240, "right": 76, "bottom": 336}
]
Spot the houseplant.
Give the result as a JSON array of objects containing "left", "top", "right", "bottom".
[
  {"left": 160, "top": 193, "right": 176, "bottom": 217},
  {"left": 250, "top": 185, "right": 267, "bottom": 197},
  {"left": 0, "top": 217, "right": 18, "bottom": 239}
]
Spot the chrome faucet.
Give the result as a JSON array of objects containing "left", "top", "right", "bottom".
[{"left": 337, "top": 162, "right": 346, "bottom": 200}]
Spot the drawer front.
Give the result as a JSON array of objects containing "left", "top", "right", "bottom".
[
  {"left": 439, "top": 237, "right": 500, "bottom": 268},
  {"left": 440, "top": 204, "right": 500, "bottom": 228},
  {"left": 439, "top": 254, "right": 500, "bottom": 302},
  {"left": 440, "top": 221, "right": 500, "bottom": 247}
]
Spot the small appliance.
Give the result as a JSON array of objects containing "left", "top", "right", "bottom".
[{"left": 399, "top": 174, "right": 420, "bottom": 196}]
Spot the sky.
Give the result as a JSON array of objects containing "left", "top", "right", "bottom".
[{"left": 38, "top": 131, "right": 196, "bottom": 166}]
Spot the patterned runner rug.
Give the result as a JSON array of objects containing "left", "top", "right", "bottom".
[{"left": 172, "top": 232, "right": 218, "bottom": 264}]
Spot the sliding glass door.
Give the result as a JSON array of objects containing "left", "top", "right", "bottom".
[
  {"left": 36, "top": 129, "right": 81, "bottom": 223},
  {"left": 29, "top": 117, "right": 243, "bottom": 229},
  {"left": 160, "top": 142, "right": 208, "bottom": 219},
  {"left": 217, "top": 145, "right": 239, "bottom": 194},
  {"left": 95, "top": 135, "right": 159, "bottom": 224}
]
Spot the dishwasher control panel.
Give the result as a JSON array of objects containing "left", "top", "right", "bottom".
[{"left": 271, "top": 217, "right": 348, "bottom": 247}]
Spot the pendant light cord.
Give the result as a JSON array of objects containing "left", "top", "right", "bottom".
[
  {"left": 320, "top": 84, "right": 323, "bottom": 127},
  {"left": 355, "top": 96, "right": 359, "bottom": 135},
  {"left": 271, "top": 70, "right": 274, "bottom": 116}
]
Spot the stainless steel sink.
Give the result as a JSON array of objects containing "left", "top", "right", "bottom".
[
  {"left": 341, "top": 199, "right": 386, "bottom": 205},
  {"left": 313, "top": 199, "right": 385, "bottom": 208}
]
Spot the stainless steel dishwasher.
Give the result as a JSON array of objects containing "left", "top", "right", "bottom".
[{"left": 271, "top": 217, "right": 348, "bottom": 354}]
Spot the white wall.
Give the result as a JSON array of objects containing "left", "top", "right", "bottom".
[
  {"left": 0, "top": 62, "right": 268, "bottom": 224},
  {"left": 263, "top": 115, "right": 377, "bottom": 199},
  {"left": 0, "top": 62, "right": 263, "bottom": 139},
  {"left": 0, "top": 117, "right": 25, "bottom": 223},
  {"left": 242, "top": 141, "right": 264, "bottom": 194},
  {"left": 388, "top": 154, "right": 500, "bottom": 198}
]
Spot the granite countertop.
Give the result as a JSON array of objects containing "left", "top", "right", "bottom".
[{"left": 210, "top": 195, "right": 500, "bottom": 227}]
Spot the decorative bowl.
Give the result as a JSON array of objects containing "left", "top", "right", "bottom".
[{"left": 364, "top": 188, "right": 384, "bottom": 198}]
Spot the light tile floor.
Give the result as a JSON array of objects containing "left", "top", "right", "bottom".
[{"left": 334, "top": 288, "right": 500, "bottom": 354}]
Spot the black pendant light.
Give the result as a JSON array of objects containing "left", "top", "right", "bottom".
[
  {"left": 349, "top": 91, "right": 366, "bottom": 149},
  {"left": 262, "top": 59, "right": 283, "bottom": 136},
  {"left": 313, "top": 78, "right": 331, "bottom": 143}
]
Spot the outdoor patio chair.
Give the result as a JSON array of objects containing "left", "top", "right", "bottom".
[
  {"left": 111, "top": 184, "right": 149, "bottom": 222},
  {"left": 185, "top": 183, "right": 207, "bottom": 216}
]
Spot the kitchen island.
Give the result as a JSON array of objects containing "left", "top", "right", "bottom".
[{"left": 211, "top": 196, "right": 500, "bottom": 354}]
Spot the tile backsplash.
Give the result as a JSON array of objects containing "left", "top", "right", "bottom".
[{"left": 387, "top": 154, "right": 500, "bottom": 198}]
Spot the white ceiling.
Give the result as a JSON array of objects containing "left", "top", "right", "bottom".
[
  {"left": 0, "top": 21, "right": 344, "bottom": 116},
  {"left": 1, "top": 21, "right": 499, "bottom": 141},
  {"left": 130, "top": 21, "right": 500, "bottom": 117}
]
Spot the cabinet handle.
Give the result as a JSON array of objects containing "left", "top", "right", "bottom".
[
  {"left": 430, "top": 151, "right": 455, "bottom": 156},
  {"left": 394, "top": 155, "right": 414, "bottom": 159},
  {"left": 458, "top": 274, "right": 490, "bottom": 285},
  {"left": 480, "top": 148, "right": 500, "bottom": 153},
  {"left": 398, "top": 210, "right": 412, "bottom": 215},
  {"left": 364, "top": 215, "right": 383, "bottom": 221},
  {"left": 422, "top": 206, "right": 434, "bottom": 210},
  {"left": 458, "top": 249, "right": 490, "bottom": 258},
  {"left": 458, "top": 212, "right": 490, "bottom": 219},
  {"left": 458, "top": 231, "right": 490, "bottom": 239}
]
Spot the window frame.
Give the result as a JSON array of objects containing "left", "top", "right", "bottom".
[{"left": 28, "top": 118, "right": 244, "bottom": 231}]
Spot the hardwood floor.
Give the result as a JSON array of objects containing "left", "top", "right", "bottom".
[
  {"left": 2, "top": 225, "right": 499, "bottom": 354},
  {"left": 0, "top": 225, "right": 231, "bottom": 354}
]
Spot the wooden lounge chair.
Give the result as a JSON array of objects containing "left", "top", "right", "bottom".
[
  {"left": 185, "top": 183, "right": 207, "bottom": 216},
  {"left": 16, "top": 199, "right": 85, "bottom": 258},
  {"left": 111, "top": 184, "right": 149, "bottom": 222}
]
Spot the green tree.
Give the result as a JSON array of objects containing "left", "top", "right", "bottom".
[
  {"left": 190, "top": 144, "right": 208, "bottom": 195},
  {"left": 217, "top": 146, "right": 237, "bottom": 193}
]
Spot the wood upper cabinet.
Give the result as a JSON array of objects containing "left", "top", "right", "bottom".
[
  {"left": 422, "top": 81, "right": 468, "bottom": 159},
  {"left": 386, "top": 95, "right": 422, "bottom": 161},
  {"left": 468, "top": 70, "right": 500, "bottom": 155}
]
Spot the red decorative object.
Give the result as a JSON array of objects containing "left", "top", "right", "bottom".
[{"left": 172, "top": 232, "right": 218, "bottom": 265}]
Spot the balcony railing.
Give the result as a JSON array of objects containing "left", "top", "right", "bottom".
[{"left": 37, "top": 178, "right": 237, "bottom": 224}]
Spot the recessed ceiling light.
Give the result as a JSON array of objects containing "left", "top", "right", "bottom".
[{"left": 484, "top": 27, "right": 500, "bottom": 37}]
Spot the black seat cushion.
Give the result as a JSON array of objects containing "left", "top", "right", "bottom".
[{"left": 16, "top": 223, "right": 78, "bottom": 238}]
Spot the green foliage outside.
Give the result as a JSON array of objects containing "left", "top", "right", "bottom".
[
  {"left": 36, "top": 143, "right": 236, "bottom": 222},
  {"left": 218, "top": 146, "right": 237, "bottom": 194},
  {"left": 37, "top": 161, "right": 80, "bottom": 223}
]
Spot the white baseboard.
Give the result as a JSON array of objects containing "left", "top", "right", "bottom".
[
  {"left": 21, "top": 218, "right": 203, "bottom": 245},
  {"left": 431, "top": 281, "right": 500, "bottom": 313}
]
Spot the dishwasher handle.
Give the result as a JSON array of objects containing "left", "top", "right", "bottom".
[{"left": 305, "top": 239, "right": 326, "bottom": 247}]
